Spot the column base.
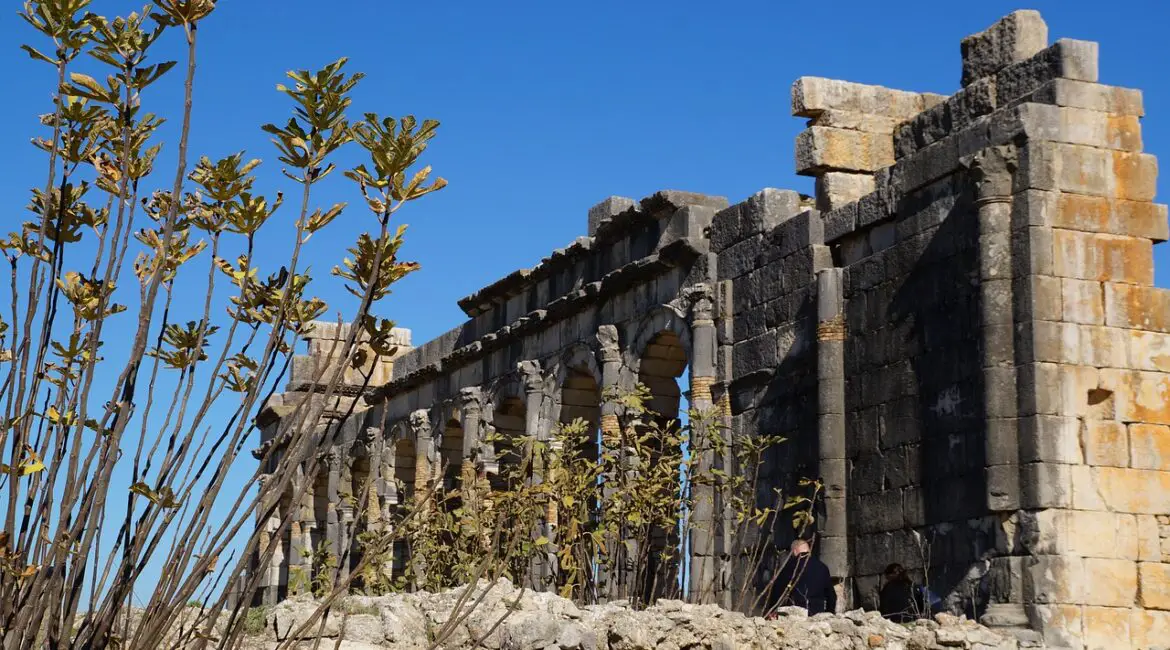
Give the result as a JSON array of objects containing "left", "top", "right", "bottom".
[{"left": 980, "top": 603, "right": 1043, "bottom": 643}]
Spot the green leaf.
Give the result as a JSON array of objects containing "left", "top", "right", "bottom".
[{"left": 20, "top": 44, "right": 56, "bottom": 64}]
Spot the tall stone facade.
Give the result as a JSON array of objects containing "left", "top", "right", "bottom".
[{"left": 251, "top": 11, "right": 1169, "bottom": 649}]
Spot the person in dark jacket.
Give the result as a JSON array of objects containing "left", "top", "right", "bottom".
[
  {"left": 768, "top": 538, "right": 837, "bottom": 615},
  {"left": 879, "top": 563, "right": 927, "bottom": 623}
]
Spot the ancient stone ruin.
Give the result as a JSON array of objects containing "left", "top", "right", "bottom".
[{"left": 251, "top": 11, "right": 1170, "bottom": 649}]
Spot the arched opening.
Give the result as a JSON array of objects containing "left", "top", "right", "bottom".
[
  {"left": 311, "top": 464, "right": 330, "bottom": 587},
  {"left": 635, "top": 329, "right": 690, "bottom": 602},
  {"left": 439, "top": 418, "right": 465, "bottom": 496},
  {"left": 558, "top": 365, "right": 602, "bottom": 596},
  {"left": 391, "top": 437, "right": 416, "bottom": 579},
  {"left": 349, "top": 454, "right": 372, "bottom": 580},
  {"left": 490, "top": 396, "right": 526, "bottom": 492}
]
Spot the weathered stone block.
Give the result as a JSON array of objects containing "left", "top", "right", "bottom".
[
  {"left": 1019, "top": 414, "right": 1083, "bottom": 464},
  {"left": 1138, "top": 562, "right": 1170, "bottom": 610},
  {"left": 1129, "top": 423, "right": 1170, "bottom": 471},
  {"left": 1022, "top": 78, "right": 1144, "bottom": 117},
  {"left": 1099, "top": 368, "right": 1170, "bottom": 426},
  {"left": 815, "top": 172, "right": 874, "bottom": 211},
  {"left": 822, "top": 203, "right": 858, "bottom": 243},
  {"left": 1027, "top": 604, "right": 1083, "bottom": 648},
  {"left": 960, "top": 9, "right": 1048, "bottom": 87},
  {"left": 1082, "top": 605, "right": 1131, "bottom": 650},
  {"left": 1131, "top": 609, "right": 1170, "bottom": 649},
  {"left": 792, "top": 77, "right": 925, "bottom": 121},
  {"left": 1051, "top": 192, "right": 1169, "bottom": 242},
  {"left": 1111, "top": 150, "right": 1159, "bottom": 203},
  {"left": 1053, "top": 230, "right": 1153, "bottom": 285},
  {"left": 1138, "top": 515, "right": 1162, "bottom": 562},
  {"left": 1020, "top": 461, "right": 1073, "bottom": 508},
  {"left": 1071, "top": 465, "right": 1170, "bottom": 514},
  {"left": 810, "top": 109, "right": 900, "bottom": 134},
  {"left": 1105, "top": 283, "right": 1170, "bottom": 332},
  {"left": 996, "top": 38, "right": 1100, "bottom": 105},
  {"left": 1083, "top": 557, "right": 1135, "bottom": 605},
  {"left": 795, "top": 127, "right": 893, "bottom": 175},
  {"left": 1082, "top": 420, "right": 1129, "bottom": 467},
  {"left": 1025, "top": 555, "right": 1084, "bottom": 604},
  {"left": 587, "top": 195, "right": 636, "bottom": 236}
]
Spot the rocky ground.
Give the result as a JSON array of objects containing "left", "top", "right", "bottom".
[{"left": 237, "top": 579, "right": 1043, "bottom": 650}]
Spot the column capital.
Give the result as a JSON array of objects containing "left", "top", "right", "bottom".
[
  {"left": 458, "top": 386, "right": 483, "bottom": 410},
  {"left": 408, "top": 409, "right": 431, "bottom": 438},
  {"left": 967, "top": 144, "right": 1017, "bottom": 205},
  {"left": 596, "top": 324, "right": 621, "bottom": 364},
  {"left": 517, "top": 359, "right": 543, "bottom": 394}
]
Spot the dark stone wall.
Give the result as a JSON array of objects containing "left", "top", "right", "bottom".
[{"left": 838, "top": 172, "right": 994, "bottom": 611}]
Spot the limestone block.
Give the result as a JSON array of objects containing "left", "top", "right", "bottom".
[
  {"left": 795, "top": 127, "right": 893, "bottom": 175},
  {"left": 1082, "top": 605, "right": 1131, "bottom": 650},
  {"left": 1105, "top": 283, "right": 1170, "bottom": 332},
  {"left": 1053, "top": 230, "right": 1153, "bottom": 285},
  {"left": 996, "top": 39, "right": 1100, "bottom": 105},
  {"left": 1014, "top": 103, "right": 1143, "bottom": 152},
  {"left": 960, "top": 10, "right": 1048, "bottom": 86},
  {"left": 1072, "top": 465, "right": 1170, "bottom": 514},
  {"left": 1082, "top": 558, "right": 1137, "bottom": 607},
  {"left": 1060, "top": 278, "right": 1104, "bottom": 325},
  {"left": 1099, "top": 368, "right": 1170, "bottom": 426},
  {"left": 1027, "top": 603, "right": 1083, "bottom": 648},
  {"left": 1130, "top": 609, "right": 1170, "bottom": 649},
  {"left": 810, "top": 110, "right": 900, "bottom": 134},
  {"left": 1025, "top": 555, "right": 1084, "bottom": 604},
  {"left": 587, "top": 196, "right": 636, "bottom": 236},
  {"left": 822, "top": 204, "right": 858, "bottom": 243},
  {"left": 791, "top": 77, "right": 925, "bottom": 121},
  {"left": 1129, "top": 423, "right": 1170, "bottom": 471},
  {"left": 815, "top": 172, "right": 874, "bottom": 211},
  {"left": 1023, "top": 78, "right": 1145, "bottom": 117},
  {"left": 1082, "top": 420, "right": 1129, "bottom": 467},
  {"left": 1138, "top": 562, "right": 1170, "bottom": 610},
  {"left": 1017, "top": 141, "right": 1159, "bottom": 202},
  {"left": 1019, "top": 414, "right": 1082, "bottom": 464},
  {"left": 1020, "top": 461, "right": 1073, "bottom": 508},
  {"left": 1138, "top": 515, "right": 1162, "bottom": 562},
  {"left": 1112, "top": 150, "right": 1160, "bottom": 203},
  {"left": 1053, "top": 193, "right": 1169, "bottom": 242},
  {"left": 1075, "top": 325, "right": 1127, "bottom": 370}
]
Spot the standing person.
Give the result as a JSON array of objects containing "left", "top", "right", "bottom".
[
  {"left": 767, "top": 538, "right": 837, "bottom": 616},
  {"left": 879, "top": 563, "right": 927, "bottom": 623}
]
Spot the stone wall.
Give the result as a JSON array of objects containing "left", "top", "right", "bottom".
[{"left": 251, "top": 10, "right": 1169, "bottom": 649}]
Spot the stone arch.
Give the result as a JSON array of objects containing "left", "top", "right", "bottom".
[
  {"left": 487, "top": 374, "right": 527, "bottom": 490},
  {"left": 624, "top": 304, "right": 693, "bottom": 383},
  {"left": 545, "top": 342, "right": 603, "bottom": 426}
]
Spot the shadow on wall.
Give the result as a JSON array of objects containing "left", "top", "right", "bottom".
[{"left": 886, "top": 172, "right": 992, "bottom": 618}]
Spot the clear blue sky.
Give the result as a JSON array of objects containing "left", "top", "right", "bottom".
[{"left": 2, "top": 0, "right": 1167, "bottom": 600}]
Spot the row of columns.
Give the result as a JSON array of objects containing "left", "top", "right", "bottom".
[{"left": 254, "top": 283, "right": 725, "bottom": 604}]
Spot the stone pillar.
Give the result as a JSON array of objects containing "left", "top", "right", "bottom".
[
  {"left": 518, "top": 359, "right": 552, "bottom": 589},
  {"left": 969, "top": 146, "right": 1031, "bottom": 633},
  {"left": 408, "top": 409, "right": 433, "bottom": 589},
  {"left": 323, "top": 449, "right": 343, "bottom": 590},
  {"left": 255, "top": 473, "right": 278, "bottom": 606},
  {"left": 287, "top": 465, "right": 307, "bottom": 596},
  {"left": 409, "top": 409, "right": 434, "bottom": 506},
  {"left": 364, "top": 428, "right": 385, "bottom": 531},
  {"left": 295, "top": 465, "right": 315, "bottom": 597},
  {"left": 685, "top": 284, "right": 720, "bottom": 603},
  {"left": 459, "top": 387, "right": 485, "bottom": 483},
  {"left": 595, "top": 324, "right": 623, "bottom": 599},
  {"left": 815, "top": 268, "right": 849, "bottom": 604}
]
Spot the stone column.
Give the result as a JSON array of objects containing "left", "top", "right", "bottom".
[
  {"left": 459, "top": 387, "right": 484, "bottom": 485},
  {"left": 685, "top": 284, "right": 720, "bottom": 603},
  {"left": 408, "top": 409, "right": 433, "bottom": 589},
  {"left": 324, "top": 449, "right": 343, "bottom": 589},
  {"left": 595, "top": 325, "right": 623, "bottom": 598},
  {"left": 969, "top": 146, "right": 1029, "bottom": 633},
  {"left": 518, "top": 359, "right": 552, "bottom": 589},
  {"left": 287, "top": 465, "right": 308, "bottom": 597},
  {"left": 255, "top": 473, "right": 278, "bottom": 606},
  {"left": 816, "top": 268, "right": 849, "bottom": 608},
  {"left": 409, "top": 409, "right": 435, "bottom": 506},
  {"left": 364, "top": 428, "right": 385, "bottom": 532}
]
